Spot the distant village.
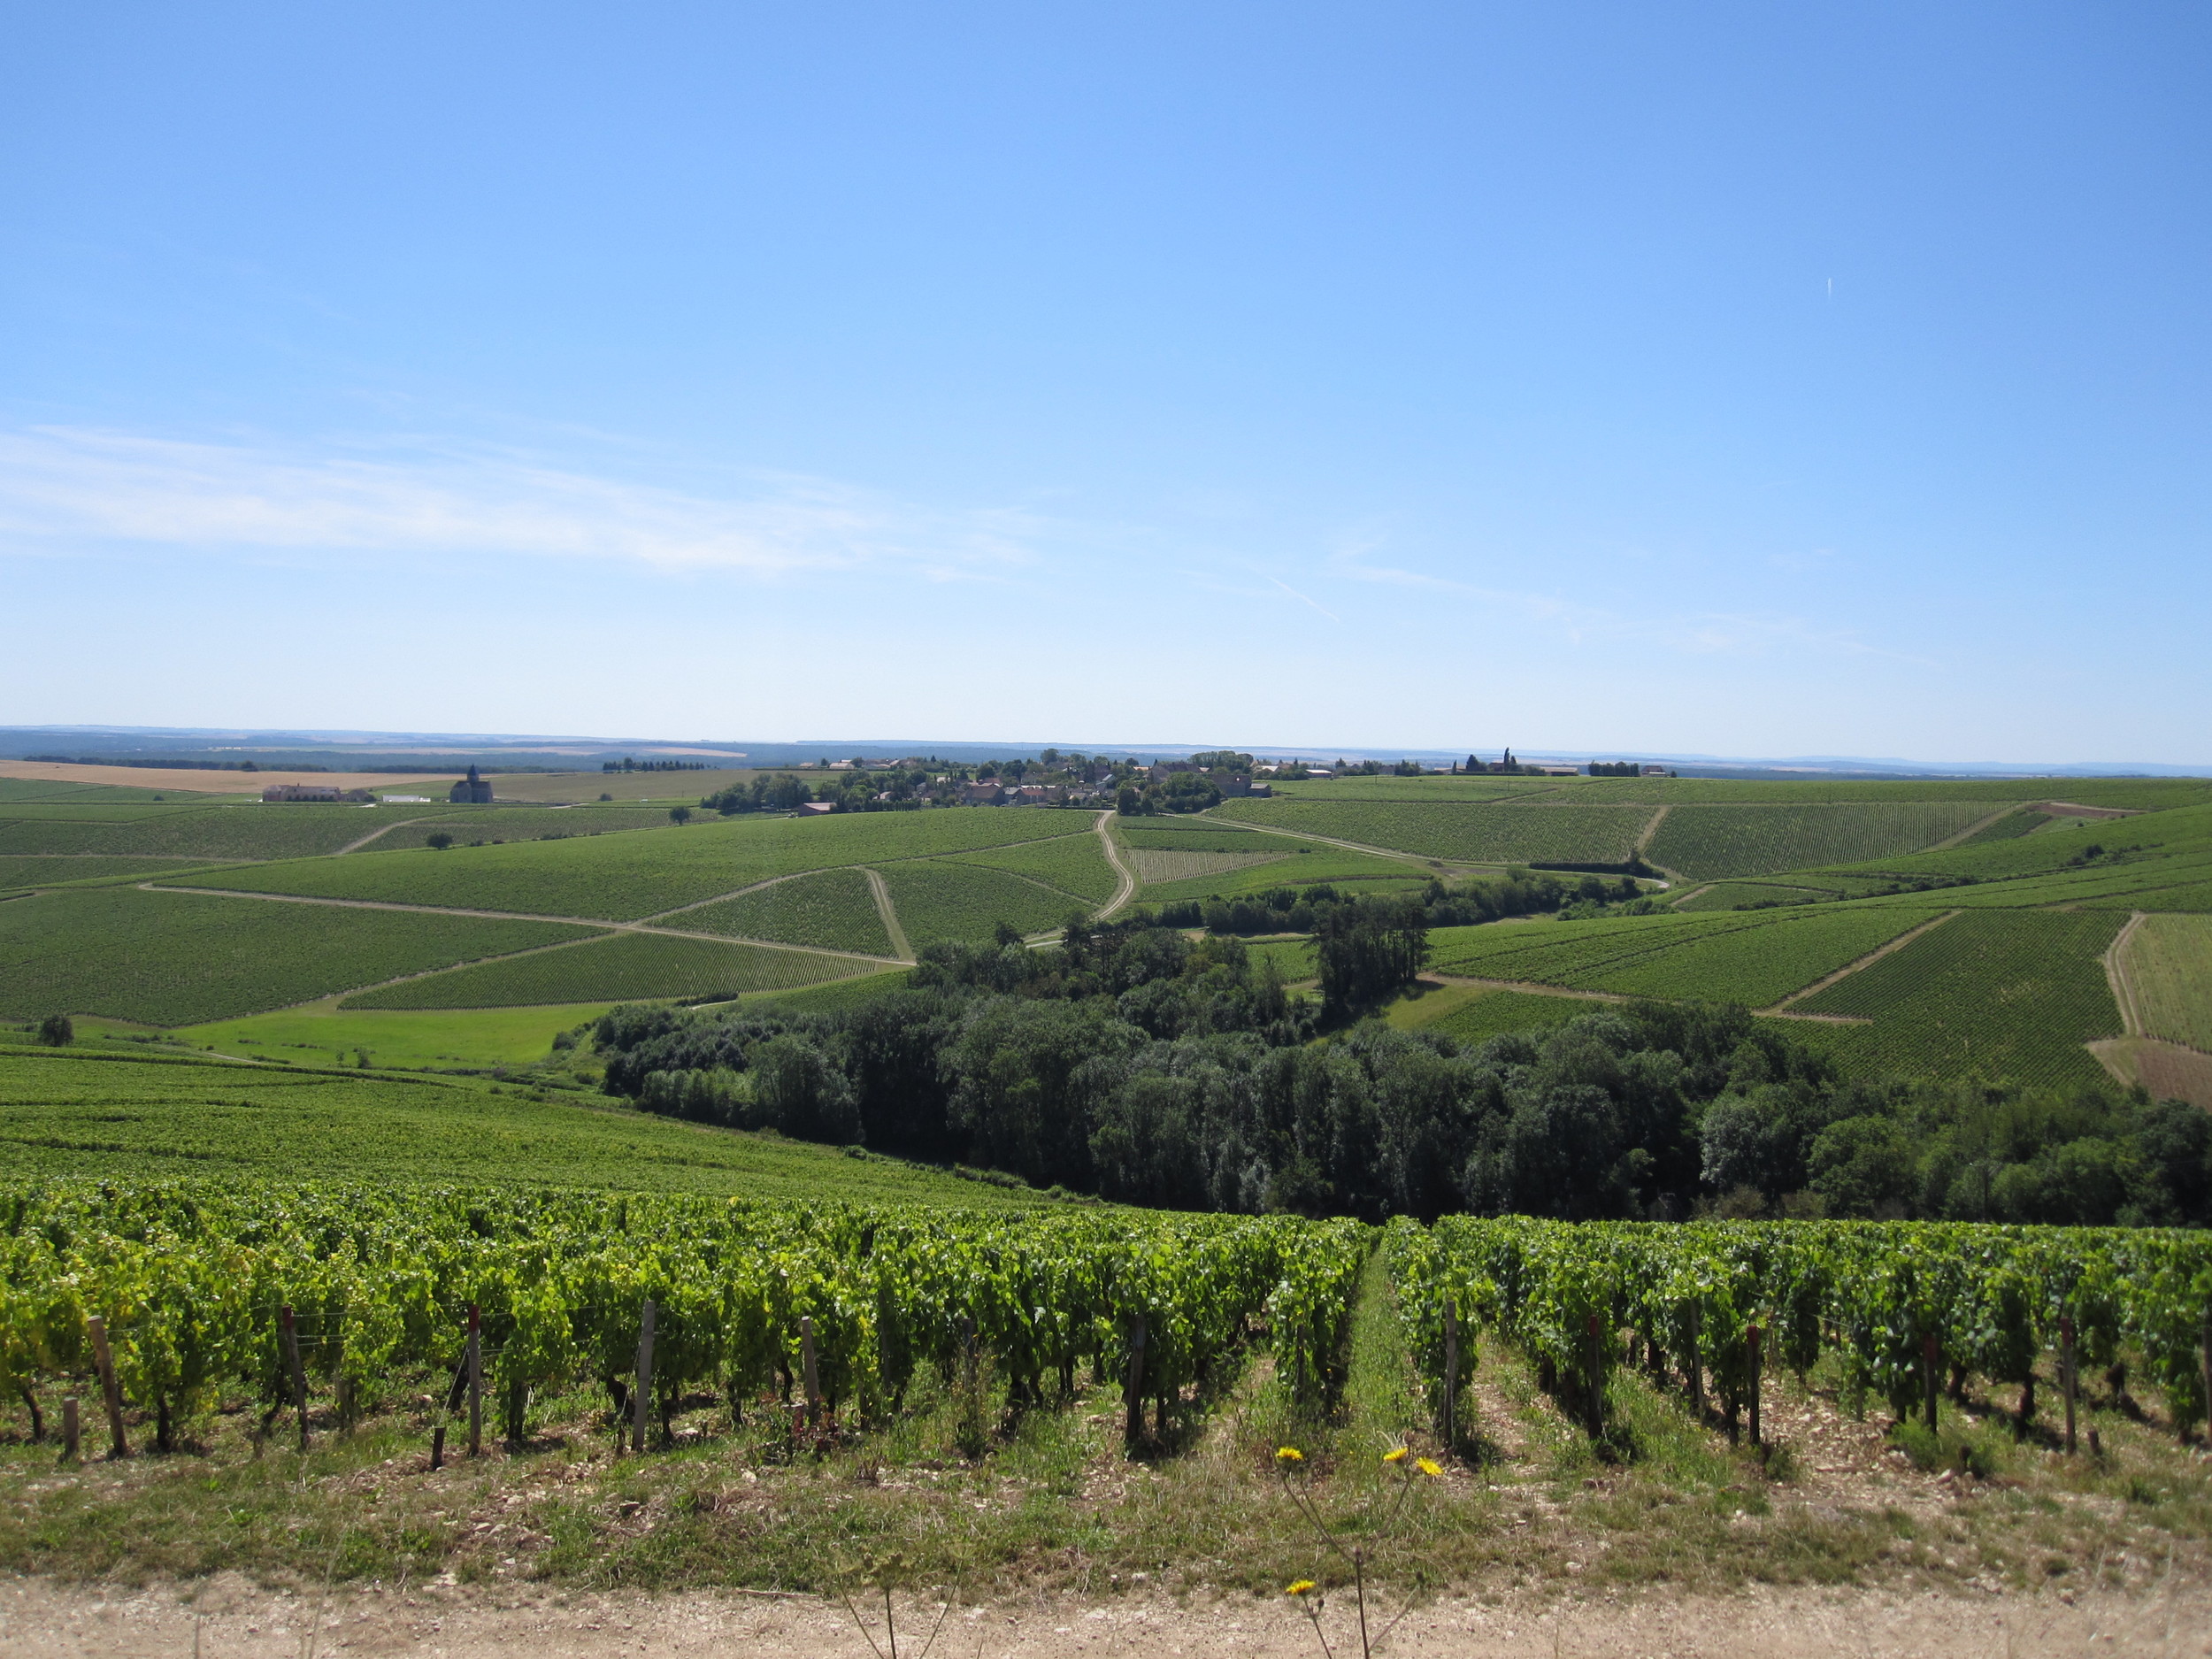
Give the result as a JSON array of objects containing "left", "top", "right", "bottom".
[{"left": 257, "top": 749, "right": 1672, "bottom": 812}]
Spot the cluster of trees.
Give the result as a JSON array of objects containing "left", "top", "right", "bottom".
[
  {"left": 602, "top": 757, "right": 707, "bottom": 772},
  {"left": 1586, "top": 760, "right": 1644, "bottom": 777},
  {"left": 1701, "top": 1071, "right": 2210, "bottom": 1227},
  {"left": 583, "top": 897, "right": 2212, "bottom": 1227},
  {"left": 1455, "top": 749, "right": 1543, "bottom": 775},
  {"left": 1118, "top": 772, "right": 1223, "bottom": 814}
]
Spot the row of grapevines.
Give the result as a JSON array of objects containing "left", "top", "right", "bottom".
[
  {"left": 0, "top": 1184, "right": 1366, "bottom": 1444},
  {"left": 1386, "top": 1216, "right": 2212, "bottom": 1438}
]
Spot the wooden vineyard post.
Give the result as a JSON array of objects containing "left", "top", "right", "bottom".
[
  {"left": 1747, "top": 1324, "right": 1763, "bottom": 1449},
  {"left": 2200, "top": 1316, "right": 2211, "bottom": 1448},
  {"left": 1686, "top": 1302, "right": 1703, "bottom": 1423},
  {"left": 61, "top": 1397, "right": 80, "bottom": 1463},
  {"left": 1122, "top": 1313, "right": 1148, "bottom": 1447},
  {"left": 85, "top": 1317, "right": 127, "bottom": 1459},
  {"left": 1923, "top": 1333, "right": 1940, "bottom": 1432},
  {"left": 1441, "top": 1295, "right": 1460, "bottom": 1450},
  {"left": 1585, "top": 1312, "right": 1603, "bottom": 1440},
  {"left": 465, "top": 1305, "right": 482, "bottom": 1458},
  {"left": 2061, "top": 1314, "right": 2078, "bottom": 1455},
  {"left": 800, "top": 1316, "right": 822, "bottom": 1428},
  {"left": 281, "top": 1305, "right": 310, "bottom": 1453},
  {"left": 633, "top": 1298, "right": 657, "bottom": 1455},
  {"left": 431, "top": 1423, "right": 445, "bottom": 1471}
]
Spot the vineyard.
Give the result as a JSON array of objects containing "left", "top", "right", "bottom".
[
  {"left": 342, "top": 931, "right": 864, "bottom": 1010},
  {"left": 2123, "top": 914, "right": 2212, "bottom": 1053},
  {"left": 1423, "top": 907, "right": 1940, "bottom": 1007},
  {"left": 876, "top": 859, "right": 1086, "bottom": 947},
  {"left": 0, "top": 1048, "right": 1024, "bottom": 1200},
  {"left": 1213, "top": 799, "right": 1652, "bottom": 865},
  {"left": 1793, "top": 910, "right": 2127, "bottom": 1090},
  {"left": 943, "top": 831, "right": 1122, "bottom": 903},
  {"left": 671, "top": 868, "right": 897, "bottom": 956},
  {"left": 0, "top": 1181, "right": 1365, "bottom": 1455},
  {"left": 1387, "top": 1215, "right": 2212, "bottom": 1448},
  {"left": 4, "top": 1174, "right": 2210, "bottom": 1598},
  {"left": 1643, "top": 803, "right": 1997, "bottom": 880},
  {"left": 0, "top": 886, "right": 595, "bottom": 1025},
  {"left": 169, "top": 809, "right": 1082, "bottom": 922}
]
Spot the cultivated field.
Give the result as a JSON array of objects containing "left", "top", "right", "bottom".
[
  {"left": 2120, "top": 912, "right": 2212, "bottom": 1054},
  {"left": 343, "top": 931, "right": 865, "bottom": 1010},
  {"left": 0, "top": 886, "right": 595, "bottom": 1025},
  {"left": 1792, "top": 910, "right": 2127, "bottom": 1090},
  {"left": 0, "top": 1045, "right": 1023, "bottom": 1201},
  {"left": 1642, "top": 802, "right": 1999, "bottom": 879},
  {"left": 672, "top": 867, "right": 896, "bottom": 956},
  {"left": 1216, "top": 798, "right": 1654, "bottom": 864}
]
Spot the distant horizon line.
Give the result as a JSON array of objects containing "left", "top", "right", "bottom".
[{"left": 0, "top": 724, "right": 2205, "bottom": 777}]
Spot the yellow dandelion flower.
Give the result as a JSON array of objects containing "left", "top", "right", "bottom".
[
  {"left": 1286, "top": 1580, "right": 1317, "bottom": 1597},
  {"left": 1276, "top": 1446, "right": 1304, "bottom": 1463},
  {"left": 1382, "top": 1446, "right": 1409, "bottom": 1464},
  {"left": 1416, "top": 1456, "right": 1443, "bottom": 1478}
]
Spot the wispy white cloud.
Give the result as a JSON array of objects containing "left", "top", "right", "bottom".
[
  {"left": 0, "top": 426, "right": 1040, "bottom": 580},
  {"left": 1325, "top": 535, "right": 1925, "bottom": 664}
]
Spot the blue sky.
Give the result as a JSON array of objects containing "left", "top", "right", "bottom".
[{"left": 2, "top": 2, "right": 2206, "bottom": 762}]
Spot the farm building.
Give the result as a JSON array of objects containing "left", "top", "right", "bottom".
[
  {"left": 261, "top": 782, "right": 342, "bottom": 802},
  {"left": 448, "top": 765, "right": 495, "bottom": 804}
]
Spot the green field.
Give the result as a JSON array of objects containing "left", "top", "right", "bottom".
[
  {"left": 1791, "top": 909, "right": 2126, "bottom": 1089},
  {"left": 1117, "top": 822, "right": 1291, "bottom": 850},
  {"left": 0, "top": 779, "right": 227, "bottom": 803},
  {"left": 353, "top": 804, "right": 684, "bottom": 850},
  {"left": 0, "top": 886, "right": 596, "bottom": 1025},
  {"left": 169, "top": 808, "right": 1078, "bottom": 920},
  {"left": 672, "top": 867, "right": 896, "bottom": 956},
  {"left": 1823, "top": 802, "right": 2212, "bottom": 885},
  {"left": 1387, "top": 983, "right": 1601, "bottom": 1045},
  {"left": 0, "top": 854, "right": 242, "bottom": 891},
  {"left": 1425, "top": 907, "right": 1939, "bottom": 1006},
  {"left": 1955, "top": 806, "right": 2045, "bottom": 845},
  {"left": 179, "top": 1000, "right": 616, "bottom": 1070},
  {"left": 1135, "top": 848, "right": 1425, "bottom": 904},
  {"left": 878, "top": 860, "right": 1080, "bottom": 946},
  {"left": 0, "top": 801, "right": 435, "bottom": 861},
  {"left": 1129, "top": 847, "right": 1292, "bottom": 884},
  {"left": 1213, "top": 798, "right": 1653, "bottom": 864},
  {"left": 1269, "top": 774, "right": 2212, "bottom": 809},
  {"left": 0, "top": 1045, "right": 1030, "bottom": 1202},
  {"left": 342, "top": 929, "right": 863, "bottom": 1009},
  {"left": 1643, "top": 802, "right": 1997, "bottom": 879},
  {"left": 746, "top": 968, "right": 915, "bottom": 1013},
  {"left": 945, "top": 827, "right": 1120, "bottom": 902},
  {"left": 1671, "top": 879, "right": 1860, "bottom": 911},
  {"left": 2121, "top": 914, "right": 2212, "bottom": 1054}
]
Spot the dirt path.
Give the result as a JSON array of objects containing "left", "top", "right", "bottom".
[
  {"left": 1633, "top": 803, "right": 1669, "bottom": 858},
  {"left": 335, "top": 816, "right": 443, "bottom": 856},
  {"left": 862, "top": 866, "right": 914, "bottom": 961},
  {"left": 1207, "top": 814, "right": 1442, "bottom": 871},
  {"left": 1094, "top": 810, "right": 1139, "bottom": 917},
  {"left": 2103, "top": 910, "right": 2150, "bottom": 1038},
  {"left": 1757, "top": 910, "right": 1960, "bottom": 1014},
  {"left": 1665, "top": 882, "right": 1712, "bottom": 910},
  {"left": 1425, "top": 973, "right": 1628, "bottom": 1003},
  {"left": 1927, "top": 804, "right": 2021, "bottom": 851},
  {"left": 137, "top": 885, "right": 905, "bottom": 968},
  {"left": 4, "top": 1574, "right": 2203, "bottom": 1659}
]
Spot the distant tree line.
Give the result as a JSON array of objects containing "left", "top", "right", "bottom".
[{"left": 1151, "top": 870, "right": 1660, "bottom": 938}]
